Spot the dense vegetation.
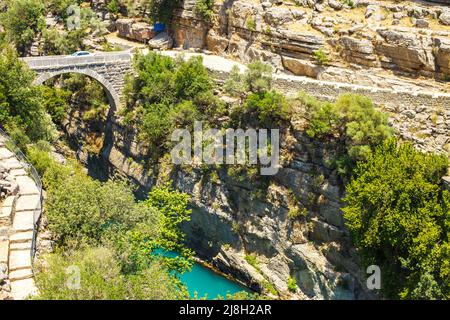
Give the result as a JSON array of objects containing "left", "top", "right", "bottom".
[
  {"left": 0, "top": 38, "right": 256, "bottom": 299},
  {"left": 34, "top": 247, "right": 182, "bottom": 300},
  {"left": 122, "top": 52, "right": 221, "bottom": 150},
  {"left": 0, "top": 0, "right": 180, "bottom": 56},
  {"left": 0, "top": 0, "right": 449, "bottom": 300},
  {"left": 0, "top": 0, "right": 107, "bottom": 56},
  {"left": 0, "top": 45, "right": 56, "bottom": 148},
  {"left": 123, "top": 53, "right": 449, "bottom": 299},
  {"left": 28, "top": 146, "right": 193, "bottom": 299},
  {"left": 121, "top": 52, "right": 292, "bottom": 159},
  {"left": 194, "top": 0, "right": 215, "bottom": 21},
  {"left": 343, "top": 140, "right": 450, "bottom": 299},
  {"left": 44, "top": 74, "right": 110, "bottom": 123},
  {"left": 302, "top": 92, "right": 393, "bottom": 179},
  {"left": 0, "top": 0, "right": 45, "bottom": 55},
  {"left": 105, "top": 0, "right": 181, "bottom": 23},
  {"left": 42, "top": 8, "right": 107, "bottom": 56}
]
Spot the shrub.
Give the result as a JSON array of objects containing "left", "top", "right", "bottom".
[
  {"left": 168, "top": 100, "right": 200, "bottom": 128},
  {"left": 146, "top": 182, "right": 191, "bottom": 251},
  {"left": 245, "top": 61, "right": 273, "bottom": 94},
  {"left": 245, "top": 254, "right": 260, "bottom": 271},
  {"left": 288, "top": 206, "right": 307, "bottom": 220},
  {"left": 261, "top": 280, "right": 278, "bottom": 295},
  {"left": 246, "top": 16, "right": 256, "bottom": 31},
  {"left": 173, "top": 56, "right": 212, "bottom": 101},
  {"left": 43, "top": 161, "right": 158, "bottom": 248},
  {"left": 244, "top": 90, "right": 291, "bottom": 126},
  {"left": 194, "top": 0, "right": 214, "bottom": 21},
  {"left": 34, "top": 247, "right": 126, "bottom": 300},
  {"left": 224, "top": 65, "right": 245, "bottom": 98},
  {"left": 125, "top": 52, "right": 176, "bottom": 108},
  {"left": 41, "top": 6, "right": 107, "bottom": 55},
  {"left": 40, "top": 86, "right": 71, "bottom": 124},
  {"left": 46, "top": 0, "right": 78, "bottom": 20},
  {"left": 139, "top": 103, "right": 173, "bottom": 147},
  {"left": 124, "top": 53, "right": 215, "bottom": 148},
  {"left": 27, "top": 145, "right": 55, "bottom": 176},
  {"left": 145, "top": 183, "right": 194, "bottom": 273},
  {"left": 303, "top": 93, "right": 393, "bottom": 177},
  {"left": 107, "top": 0, "right": 121, "bottom": 14},
  {"left": 1, "top": 0, "right": 45, "bottom": 54},
  {"left": 0, "top": 45, "right": 56, "bottom": 142},
  {"left": 33, "top": 247, "right": 184, "bottom": 300},
  {"left": 343, "top": 139, "right": 450, "bottom": 299},
  {"left": 50, "top": 73, "right": 109, "bottom": 122},
  {"left": 41, "top": 28, "right": 71, "bottom": 55},
  {"left": 313, "top": 49, "right": 330, "bottom": 65},
  {"left": 287, "top": 277, "right": 297, "bottom": 292}
]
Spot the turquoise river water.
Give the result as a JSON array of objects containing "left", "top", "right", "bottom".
[
  {"left": 180, "top": 260, "right": 250, "bottom": 299},
  {"left": 153, "top": 249, "right": 250, "bottom": 299}
]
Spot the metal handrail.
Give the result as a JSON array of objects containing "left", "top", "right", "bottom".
[{"left": 0, "top": 127, "right": 43, "bottom": 262}]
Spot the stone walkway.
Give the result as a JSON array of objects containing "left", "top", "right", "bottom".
[{"left": 0, "top": 135, "right": 40, "bottom": 300}]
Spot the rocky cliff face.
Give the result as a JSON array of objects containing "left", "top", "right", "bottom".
[
  {"left": 57, "top": 0, "right": 450, "bottom": 300},
  {"left": 169, "top": 136, "right": 374, "bottom": 300},
  {"left": 169, "top": 0, "right": 450, "bottom": 166},
  {"left": 172, "top": 0, "right": 450, "bottom": 91},
  {"left": 62, "top": 99, "right": 376, "bottom": 299}
]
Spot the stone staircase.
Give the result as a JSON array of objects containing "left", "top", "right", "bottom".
[{"left": 0, "top": 135, "right": 41, "bottom": 300}]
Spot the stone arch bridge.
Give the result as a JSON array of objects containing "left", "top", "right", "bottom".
[{"left": 22, "top": 51, "right": 133, "bottom": 110}]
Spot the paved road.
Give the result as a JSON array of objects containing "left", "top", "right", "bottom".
[{"left": 158, "top": 50, "right": 248, "bottom": 74}]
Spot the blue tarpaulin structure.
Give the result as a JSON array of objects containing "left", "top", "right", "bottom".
[{"left": 153, "top": 23, "right": 166, "bottom": 32}]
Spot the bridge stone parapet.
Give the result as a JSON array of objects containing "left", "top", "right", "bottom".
[{"left": 22, "top": 52, "right": 133, "bottom": 110}]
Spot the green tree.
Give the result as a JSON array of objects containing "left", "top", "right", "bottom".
[
  {"left": 0, "top": 45, "right": 55, "bottom": 143},
  {"left": 40, "top": 86, "right": 71, "bottom": 124},
  {"left": 244, "top": 61, "right": 273, "bottom": 94},
  {"left": 34, "top": 247, "right": 184, "bottom": 300},
  {"left": 224, "top": 61, "right": 273, "bottom": 98},
  {"left": 173, "top": 56, "right": 212, "bottom": 101},
  {"left": 243, "top": 90, "right": 291, "bottom": 126},
  {"left": 303, "top": 93, "right": 393, "bottom": 177},
  {"left": 42, "top": 28, "right": 70, "bottom": 55},
  {"left": 124, "top": 52, "right": 176, "bottom": 108},
  {"left": 41, "top": 5, "right": 107, "bottom": 55},
  {"left": 123, "top": 52, "right": 216, "bottom": 148},
  {"left": 46, "top": 0, "right": 79, "bottom": 20},
  {"left": 0, "top": 0, "right": 45, "bottom": 54},
  {"left": 224, "top": 65, "right": 245, "bottom": 98},
  {"left": 106, "top": 0, "right": 121, "bottom": 14},
  {"left": 42, "top": 160, "right": 159, "bottom": 248},
  {"left": 145, "top": 182, "right": 194, "bottom": 273},
  {"left": 43, "top": 74, "right": 109, "bottom": 122},
  {"left": 140, "top": 103, "right": 174, "bottom": 147},
  {"left": 194, "top": 0, "right": 214, "bottom": 22},
  {"left": 343, "top": 139, "right": 450, "bottom": 299}
]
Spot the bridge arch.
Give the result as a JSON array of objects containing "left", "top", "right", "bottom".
[
  {"left": 33, "top": 68, "right": 121, "bottom": 111},
  {"left": 22, "top": 51, "right": 133, "bottom": 112}
]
